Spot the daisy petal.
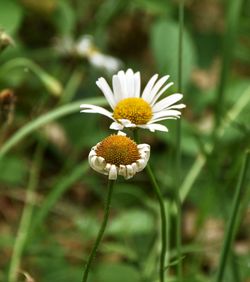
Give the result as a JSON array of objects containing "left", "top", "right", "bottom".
[
  {"left": 118, "top": 70, "right": 128, "bottom": 98},
  {"left": 141, "top": 74, "right": 158, "bottom": 101},
  {"left": 139, "top": 123, "right": 169, "bottom": 132},
  {"left": 167, "top": 103, "right": 186, "bottom": 110},
  {"left": 152, "top": 110, "right": 182, "bottom": 120},
  {"left": 109, "top": 165, "right": 118, "bottom": 180},
  {"left": 112, "top": 74, "right": 123, "bottom": 102},
  {"left": 149, "top": 116, "right": 178, "bottom": 123},
  {"left": 96, "top": 77, "right": 116, "bottom": 109},
  {"left": 119, "top": 119, "right": 136, "bottom": 127},
  {"left": 125, "top": 69, "right": 135, "bottom": 97},
  {"left": 147, "top": 75, "right": 169, "bottom": 104},
  {"left": 152, "top": 93, "right": 183, "bottom": 112},
  {"left": 150, "top": 82, "right": 174, "bottom": 105},
  {"left": 110, "top": 122, "right": 124, "bottom": 130},
  {"left": 134, "top": 72, "right": 141, "bottom": 97},
  {"left": 80, "top": 104, "right": 114, "bottom": 120}
]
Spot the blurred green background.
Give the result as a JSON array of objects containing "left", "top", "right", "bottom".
[{"left": 0, "top": 0, "right": 249, "bottom": 281}]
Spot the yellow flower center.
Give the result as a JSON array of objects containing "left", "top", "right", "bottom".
[
  {"left": 96, "top": 135, "right": 140, "bottom": 166},
  {"left": 113, "top": 98, "right": 152, "bottom": 125}
]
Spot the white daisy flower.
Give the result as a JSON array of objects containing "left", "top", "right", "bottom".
[
  {"left": 80, "top": 69, "right": 185, "bottom": 132},
  {"left": 76, "top": 35, "right": 122, "bottom": 74},
  {"left": 55, "top": 35, "right": 122, "bottom": 74},
  {"left": 88, "top": 131, "right": 150, "bottom": 180}
]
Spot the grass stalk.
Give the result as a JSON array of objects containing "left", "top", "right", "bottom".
[
  {"left": 0, "top": 58, "right": 62, "bottom": 96},
  {"left": 175, "top": 0, "right": 184, "bottom": 280},
  {"left": 215, "top": 0, "right": 244, "bottom": 128},
  {"left": 7, "top": 144, "right": 43, "bottom": 282},
  {"left": 0, "top": 97, "right": 106, "bottom": 159},
  {"left": 179, "top": 85, "right": 250, "bottom": 203},
  {"left": 31, "top": 162, "right": 87, "bottom": 233},
  {"left": 134, "top": 129, "right": 168, "bottom": 282},
  {"left": 82, "top": 179, "right": 115, "bottom": 282},
  {"left": 145, "top": 165, "right": 167, "bottom": 282},
  {"left": 215, "top": 150, "right": 250, "bottom": 282}
]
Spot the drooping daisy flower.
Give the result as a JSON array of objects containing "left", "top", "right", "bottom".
[
  {"left": 80, "top": 69, "right": 185, "bottom": 132},
  {"left": 89, "top": 131, "right": 150, "bottom": 180},
  {"left": 76, "top": 36, "right": 122, "bottom": 74},
  {"left": 55, "top": 35, "right": 122, "bottom": 74}
]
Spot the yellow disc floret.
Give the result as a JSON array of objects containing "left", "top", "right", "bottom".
[
  {"left": 113, "top": 98, "right": 152, "bottom": 125},
  {"left": 96, "top": 135, "right": 140, "bottom": 166}
]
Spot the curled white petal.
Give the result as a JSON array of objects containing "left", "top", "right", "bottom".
[
  {"left": 109, "top": 165, "right": 118, "bottom": 180},
  {"left": 88, "top": 136, "right": 150, "bottom": 180},
  {"left": 110, "top": 122, "right": 124, "bottom": 130},
  {"left": 117, "top": 131, "right": 126, "bottom": 136}
]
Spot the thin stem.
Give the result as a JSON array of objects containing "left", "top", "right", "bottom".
[
  {"left": 177, "top": 0, "right": 184, "bottom": 94},
  {"left": 82, "top": 179, "right": 115, "bottom": 282},
  {"left": 134, "top": 129, "right": 167, "bottom": 282},
  {"left": 145, "top": 165, "right": 167, "bottom": 282},
  {"left": 176, "top": 1, "right": 184, "bottom": 281},
  {"left": 175, "top": 192, "right": 182, "bottom": 280},
  {"left": 215, "top": 151, "right": 250, "bottom": 282},
  {"left": 8, "top": 145, "right": 43, "bottom": 282}
]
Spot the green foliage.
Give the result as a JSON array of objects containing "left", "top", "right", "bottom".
[
  {"left": 0, "top": 0, "right": 23, "bottom": 34},
  {"left": 0, "top": 155, "right": 27, "bottom": 185},
  {"left": 151, "top": 19, "right": 196, "bottom": 87},
  {"left": 94, "top": 263, "right": 140, "bottom": 282},
  {"left": 0, "top": 0, "right": 249, "bottom": 282},
  {"left": 107, "top": 209, "right": 155, "bottom": 237}
]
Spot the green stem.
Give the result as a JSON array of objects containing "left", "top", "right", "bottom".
[
  {"left": 175, "top": 192, "right": 182, "bottom": 280},
  {"left": 215, "top": 151, "right": 250, "bottom": 282},
  {"left": 0, "top": 58, "right": 62, "bottom": 96},
  {"left": 82, "top": 179, "right": 115, "bottom": 282},
  {"left": 7, "top": 145, "right": 43, "bottom": 282},
  {"left": 145, "top": 165, "right": 167, "bottom": 282},
  {"left": 176, "top": 1, "right": 184, "bottom": 280},
  {"left": 134, "top": 129, "right": 167, "bottom": 282}
]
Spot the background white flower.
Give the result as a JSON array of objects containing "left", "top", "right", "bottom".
[{"left": 80, "top": 69, "right": 185, "bottom": 132}]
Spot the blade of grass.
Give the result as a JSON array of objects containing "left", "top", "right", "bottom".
[
  {"left": 0, "top": 97, "right": 106, "bottom": 159},
  {"left": 215, "top": 150, "right": 250, "bottom": 282},
  {"left": 175, "top": 0, "right": 184, "bottom": 280},
  {"left": 59, "top": 69, "right": 83, "bottom": 105},
  {"left": 30, "top": 162, "right": 87, "bottom": 233},
  {"left": 179, "top": 85, "right": 250, "bottom": 203},
  {"left": 215, "top": 0, "right": 244, "bottom": 128},
  {"left": 0, "top": 58, "right": 62, "bottom": 96},
  {"left": 7, "top": 143, "right": 44, "bottom": 282}
]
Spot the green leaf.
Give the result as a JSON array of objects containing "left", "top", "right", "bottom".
[
  {"left": 0, "top": 0, "right": 23, "bottom": 34},
  {"left": 151, "top": 19, "right": 196, "bottom": 87}
]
